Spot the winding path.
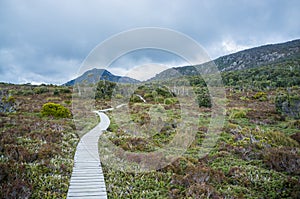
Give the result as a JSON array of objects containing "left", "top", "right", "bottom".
[{"left": 67, "top": 111, "right": 110, "bottom": 199}]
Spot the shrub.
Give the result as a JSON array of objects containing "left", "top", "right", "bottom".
[
  {"left": 156, "top": 87, "right": 173, "bottom": 98},
  {"left": 195, "top": 87, "right": 211, "bottom": 108},
  {"left": 64, "top": 100, "right": 71, "bottom": 105},
  {"left": 33, "top": 86, "right": 49, "bottom": 94},
  {"left": 264, "top": 131, "right": 299, "bottom": 147},
  {"left": 130, "top": 95, "right": 144, "bottom": 103},
  {"left": 287, "top": 119, "right": 300, "bottom": 129},
  {"left": 155, "top": 96, "right": 165, "bottom": 103},
  {"left": 164, "top": 98, "right": 175, "bottom": 105},
  {"left": 95, "top": 80, "right": 116, "bottom": 100},
  {"left": 59, "top": 87, "right": 71, "bottom": 93},
  {"left": 53, "top": 89, "right": 60, "bottom": 96},
  {"left": 229, "top": 108, "right": 248, "bottom": 119},
  {"left": 41, "top": 102, "right": 71, "bottom": 118},
  {"left": 290, "top": 132, "right": 300, "bottom": 144},
  {"left": 143, "top": 93, "right": 154, "bottom": 101},
  {"left": 170, "top": 164, "right": 225, "bottom": 198},
  {"left": 0, "top": 91, "right": 16, "bottom": 113},
  {"left": 275, "top": 91, "right": 300, "bottom": 119},
  {"left": 115, "top": 94, "right": 123, "bottom": 99},
  {"left": 253, "top": 91, "right": 267, "bottom": 101},
  {"left": 263, "top": 147, "right": 300, "bottom": 174}
]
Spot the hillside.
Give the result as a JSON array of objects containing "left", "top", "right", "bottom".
[
  {"left": 65, "top": 39, "right": 300, "bottom": 84},
  {"left": 151, "top": 39, "right": 300, "bottom": 80},
  {"left": 64, "top": 68, "right": 140, "bottom": 86}
]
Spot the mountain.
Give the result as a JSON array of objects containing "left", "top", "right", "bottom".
[
  {"left": 64, "top": 68, "right": 140, "bottom": 85},
  {"left": 216, "top": 39, "right": 300, "bottom": 71},
  {"left": 150, "top": 39, "right": 300, "bottom": 80},
  {"left": 65, "top": 39, "right": 300, "bottom": 85}
]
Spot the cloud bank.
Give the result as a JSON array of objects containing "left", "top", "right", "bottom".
[{"left": 0, "top": 0, "right": 299, "bottom": 84}]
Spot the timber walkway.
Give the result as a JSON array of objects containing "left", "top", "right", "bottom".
[{"left": 67, "top": 111, "right": 110, "bottom": 199}]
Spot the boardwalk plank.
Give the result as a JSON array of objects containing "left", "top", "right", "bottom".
[{"left": 67, "top": 111, "right": 109, "bottom": 199}]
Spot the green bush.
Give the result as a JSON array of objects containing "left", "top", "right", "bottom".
[
  {"left": 253, "top": 91, "right": 267, "bottom": 101},
  {"left": 275, "top": 91, "right": 300, "bottom": 119},
  {"left": 95, "top": 80, "right": 116, "bottom": 100},
  {"left": 33, "top": 86, "right": 49, "bottom": 94},
  {"left": 155, "top": 96, "right": 164, "bottom": 103},
  {"left": 195, "top": 87, "right": 212, "bottom": 107},
  {"left": 115, "top": 94, "right": 123, "bottom": 99},
  {"left": 264, "top": 131, "right": 299, "bottom": 147},
  {"left": 144, "top": 93, "right": 153, "bottom": 100},
  {"left": 53, "top": 89, "right": 60, "bottom": 96},
  {"left": 229, "top": 108, "right": 248, "bottom": 119},
  {"left": 0, "top": 91, "right": 16, "bottom": 113},
  {"left": 156, "top": 87, "right": 173, "bottom": 98},
  {"left": 41, "top": 102, "right": 71, "bottom": 118},
  {"left": 59, "top": 87, "right": 71, "bottom": 94},
  {"left": 130, "top": 95, "right": 144, "bottom": 103},
  {"left": 164, "top": 98, "right": 175, "bottom": 105}
]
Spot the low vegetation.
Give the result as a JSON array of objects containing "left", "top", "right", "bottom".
[
  {"left": 98, "top": 61, "right": 300, "bottom": 198},
  {"left": 41, "top": 102, "right": 72, "bottom": 118},
  {"left": 1, "top": 57, "right": 300, "bottom": 198},
  {"left": 101, "top": 84, "right": 300, "bottom": 198},
  {"left": 0, "top": 83, "right": 78, "bottom": 198}
]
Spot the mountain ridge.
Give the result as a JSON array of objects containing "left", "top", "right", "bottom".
[
  {"left": 150, "top": 39, "right": 300, "bottom": 81},
  {"left": 64, "top": 39, "right": 300, "bottom": 84},
  {"left": 64, "top": 68, "right": 140, "bottom": 85}
]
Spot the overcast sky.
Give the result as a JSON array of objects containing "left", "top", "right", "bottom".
[{"left": 0, "top": 0, "right": 299, "bottom": 84}]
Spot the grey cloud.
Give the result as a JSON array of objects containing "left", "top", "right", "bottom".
[{"left": 0, "top": 0, "right": 299, "bottom": 84}]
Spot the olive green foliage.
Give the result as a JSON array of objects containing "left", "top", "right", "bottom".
[
  {"left": 194, "top": 87, "right": 211, "bottom": 107},
  {"left": 172, "top": 59, "right": 300, "bottom": 91},
  {"left": 130, "top": 95, "right": 144, "bottom": 103},
  {"left": 221, "top": 60, "right": 300, "bottom": 90},
  {"left": 53, "top": 87, "right": 70, "bottom": 96},
  {"left": 253, "top": 91, "right": 267, "bottom": 101},
  {"left": 41, "top": 102, "right": 71, "bottom": 118},
  {"left": 33, "top": 86, "right": 49, "bottom": 94},
  {"left": 95, "top": 80, "right": 116, "bottom": 100},
  {"left": 229, "top": 108, "right": 248, "bottom": 119},
  {"left": 0, "top": 90, "right": 16, "bottom": 113},
  {"left": 129, "top": 84, "right": 175, "bottom": 103},
  {"left": 164, "top": 98, "right": 176, "bottom": 105},
  {"left": 275, "top": 89, "right": 300, "bottom": 119}
]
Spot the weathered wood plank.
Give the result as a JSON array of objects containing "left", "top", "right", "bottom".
[{"left": 67, "top": 111, "right": 109, "bottom": 199}]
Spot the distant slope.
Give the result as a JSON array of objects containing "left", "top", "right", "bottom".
[
  {"left": 64, "top": 68, "right": 140, "bottom": 85},
  {"left": 65, "top": 39, "right": 300, "bottom": 84},
  {"left": 216, "top": 39, "right": 300, "bottom": 71},
  {"left": 150, "top": 39, "right": 300, "bottom": 80}
]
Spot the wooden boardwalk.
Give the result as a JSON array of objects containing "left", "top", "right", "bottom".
[{"left": 67, "top": 111, "right": 110, "bottom": 199}]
